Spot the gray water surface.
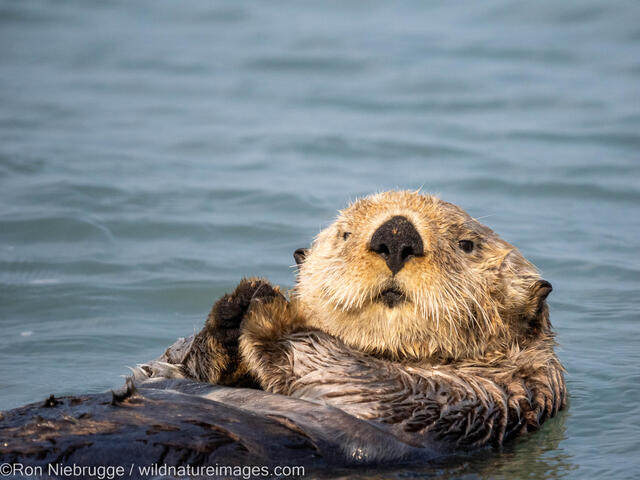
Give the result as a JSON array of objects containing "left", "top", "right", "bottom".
[{"left": 1, "top": 1, "right": 639, "bottom": 479}]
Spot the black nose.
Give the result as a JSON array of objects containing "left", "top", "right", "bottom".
[{"left": 370, "top": 216, "right": 424, "bottom": 275}]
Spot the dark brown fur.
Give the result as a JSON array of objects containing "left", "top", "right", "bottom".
[{"left": 177, "top": 278, "right": 281, "bottom": 387}]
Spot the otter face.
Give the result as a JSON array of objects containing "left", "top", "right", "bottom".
[{"left": 293, "top": 191, "right": 552, "bottom": 361}]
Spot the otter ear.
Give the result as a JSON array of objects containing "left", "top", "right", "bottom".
[
  {"left": 293, "top": 248, "right": 308, "bottom": 265},
  {"left": 527, "top": 279, "right": 553, "bottom": 332},
  {"left": 534, "top": 280, "right": 553, "bottom": 302}
]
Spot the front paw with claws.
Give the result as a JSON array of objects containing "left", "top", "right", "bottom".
[{"left": 180, "top": 278, "right": 283, "bottom": 386}]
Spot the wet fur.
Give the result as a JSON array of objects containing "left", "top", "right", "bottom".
[
  {"left": 149, "top": 279, "right": 282, "bottom": 388},
  {"left": 240, "top": 296, "right": 565, "bottom": 448},
  {"left": 138, "top": 191, "right": 566, "bottom": 448}
]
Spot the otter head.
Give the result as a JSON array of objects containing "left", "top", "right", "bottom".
[{"left": 293, "top": 191, "right": 553, "bottom": 361}]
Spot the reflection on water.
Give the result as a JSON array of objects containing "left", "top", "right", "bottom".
[
  {"left": 473, "top": 412, "right": 575, "bottom": 480},
  {"left": 334, "top": 410, "right": 573, "bottom": 479}
]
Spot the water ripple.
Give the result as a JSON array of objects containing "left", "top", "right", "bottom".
[{"left": 1, "top": 1, "right": 639, "bottom": 478}]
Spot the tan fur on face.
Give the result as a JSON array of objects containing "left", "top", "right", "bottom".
[{"left": 295, "top": 191, "right": 547, "bottom": 362}]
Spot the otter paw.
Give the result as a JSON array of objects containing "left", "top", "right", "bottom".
[
  {"left": 206, "top": 278, "right": 282, "bottom": 349},
  {"left": 242, "top": 294, "right": 305, "bottom": 343}
]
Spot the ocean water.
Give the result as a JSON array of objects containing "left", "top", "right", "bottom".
[{"left": 1, "top": 0, "right": 639, "bottom": 478}]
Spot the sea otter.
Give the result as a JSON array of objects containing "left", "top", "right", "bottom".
[{"left": 136, "top": 191, "right": 566, "bottom": 448}]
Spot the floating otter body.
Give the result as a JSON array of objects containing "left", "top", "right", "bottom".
[
  {"left": 138, "top": 191, "right": 566, "bottom": 448},
  {"left": 1, "top": 191, "right": 566, "bottom": 471}
]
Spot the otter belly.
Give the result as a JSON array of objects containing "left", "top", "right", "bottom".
[{"left": 1, "top": 328, "right": 565, "bottom": 474}]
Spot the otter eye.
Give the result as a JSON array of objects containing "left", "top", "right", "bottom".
[
  {"left": 458, "top": 240, "right": 474, "bottom": 253},
  {"left": 343, "top": 232, "right": 351, "bottom": 241}
]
